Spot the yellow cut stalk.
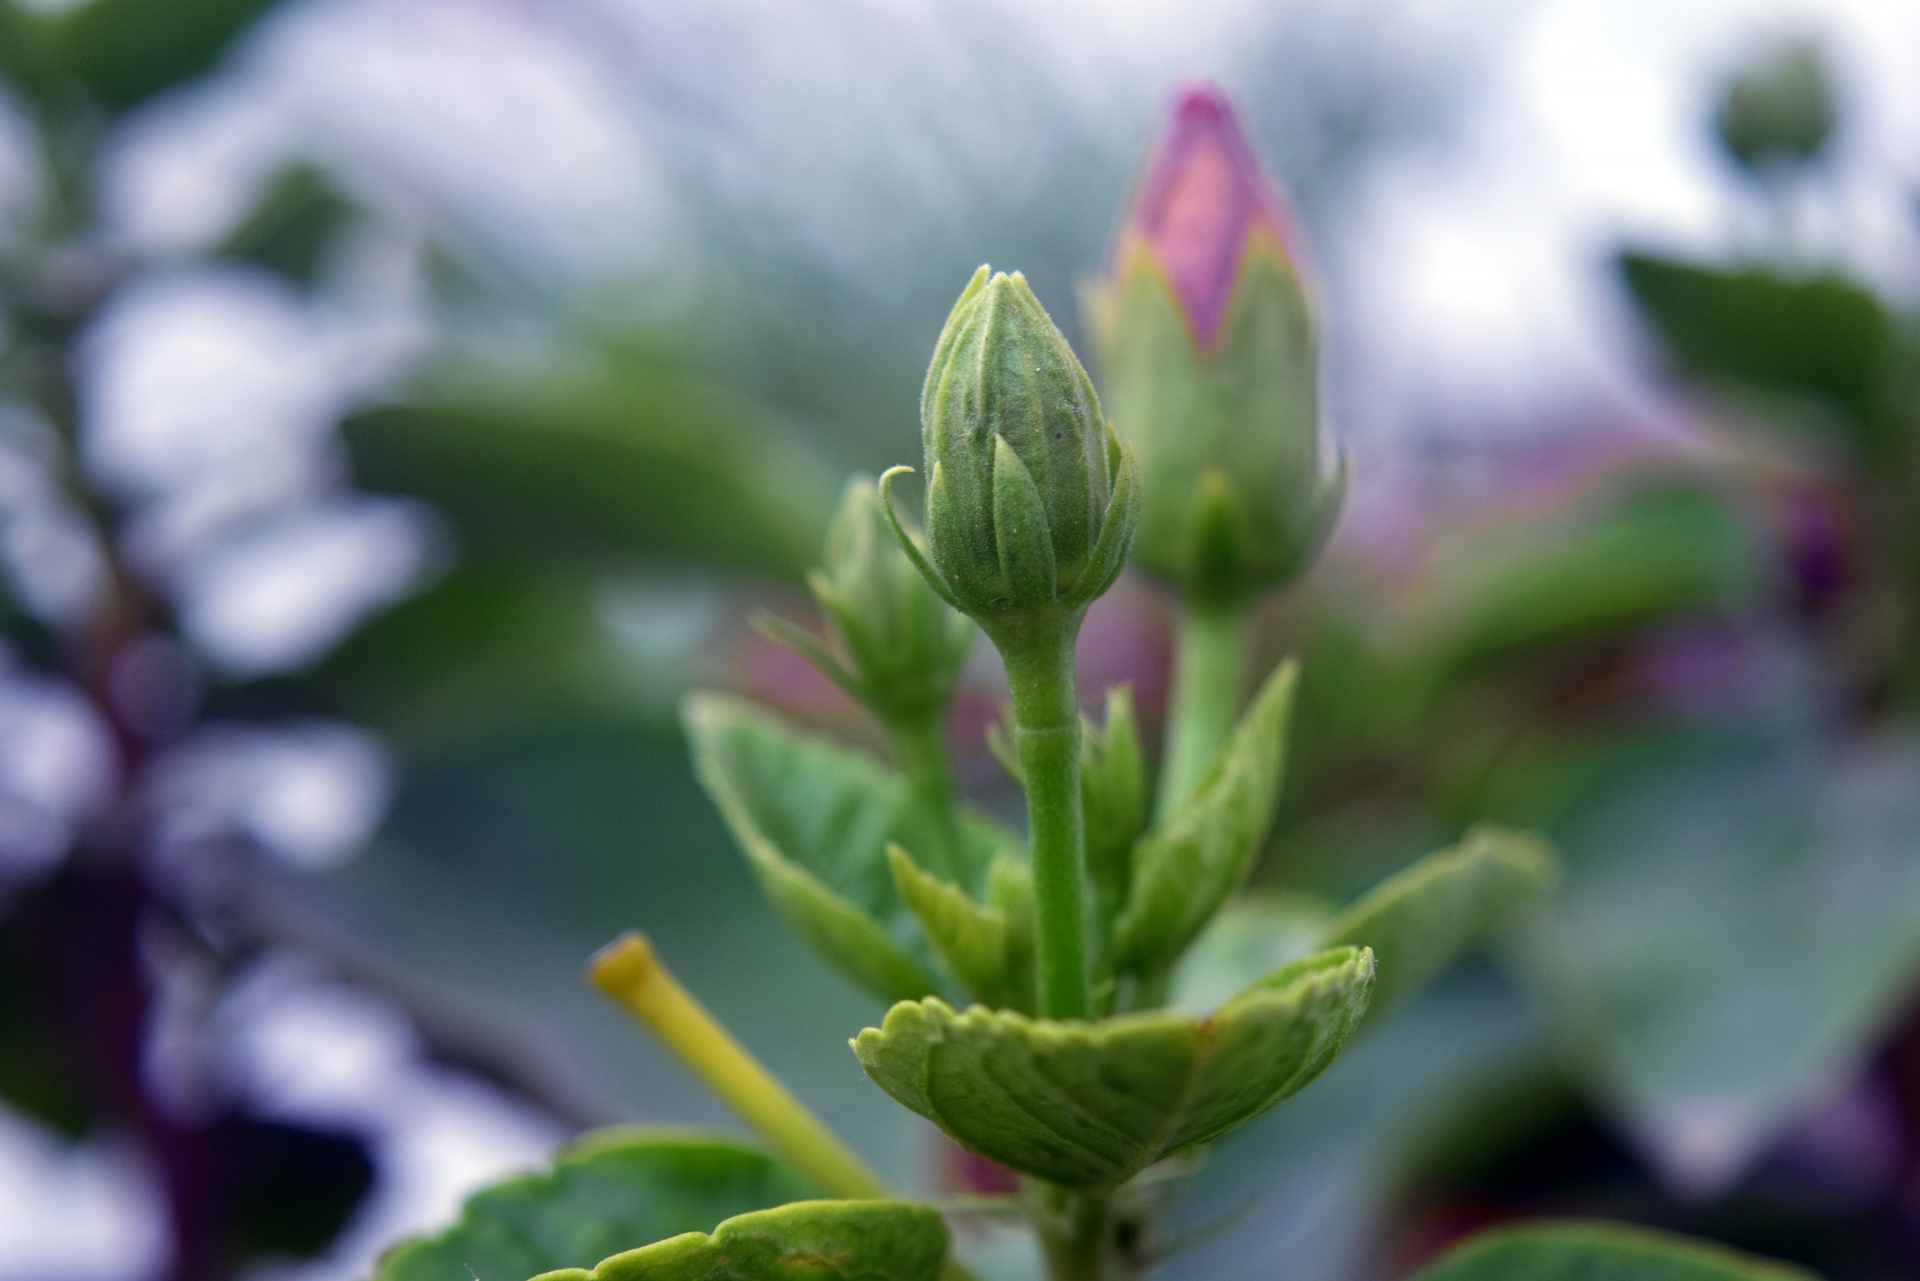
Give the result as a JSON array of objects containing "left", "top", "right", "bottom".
[{"left": 589, "top": 931, "right": 889, "bottom": 1201}]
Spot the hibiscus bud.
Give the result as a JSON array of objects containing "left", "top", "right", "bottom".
[
  {"left": 887, "top": 267, "right": 1138, "bottom": 639},
  {"left": 804, "top": 474, "right": 975, "bottom": 724},
  {"left": 1086, "top": 84, "right": 1342, "bottom": 606}
]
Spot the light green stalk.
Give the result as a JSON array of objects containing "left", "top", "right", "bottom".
[
  {"left": 997, "top": 614, "right": 1091, "bottom": 1021},
  {"left": 1156, "top": 601, "right": 1250, "bottom": 817}
]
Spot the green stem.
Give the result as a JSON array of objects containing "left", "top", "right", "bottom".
[
  {"left": 996, "top": 614, "right": 1090, "bottom": 1021},
  {"left": 886, "top": 709, "right": 963, "bottom": 884},
  {"left": 1156, "top": 601, "right": 1249, "bottom": 817},
  {"left": 1029, "top": 1183, "right": 1140, "bottom": 1281}
]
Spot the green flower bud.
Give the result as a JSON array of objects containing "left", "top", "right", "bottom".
[
  {"left": 884, "top": 267, "right": 1138, "bottom": 637},
  {"left": 1085, "top": 85, "right": 1342, "bottom": 607},
  {"left": 1715, "top": 39, "right": 1834, "bottom": 177},
  {"left": 758, "top": 475, "right": 974, "bottom": 727}
]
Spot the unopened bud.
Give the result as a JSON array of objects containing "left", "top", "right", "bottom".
[
  {"left": 1086, "top": 84, "right": 1341, "bottom": 606},
  {"left": 887, "top": 267, "right": 1138, "bottom": 638}
]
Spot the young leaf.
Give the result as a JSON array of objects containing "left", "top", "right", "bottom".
[
  {"left": 1113, "top": 662, "right": 1298, "bottom": 979},
  {"left": 1320, "top": 824, "right": 1556, "bottom": 1017},
  {"left": 530, "top": 1200, "right": 949, "bottom": 1281},
  {"left": 1170, "top": 892, "right": 1334, "bottom": 1014},
  {"left": 888, "top": 846, "right": 1035, "bottom": 1015},
  {"left": 372, "top": 1127, "right": 817, "bottom": 1281},
  {"left": 1408, "top": 1219, "right": 1815, "bottom": 1281},
  {"left": 685, "top": 694, "right": 941, "bottom": 1003},
  {"left": 1082, "top": 685, "right": 1149, "bottom": 930},
  {"left": 851, "top": 946, "right": 1372, "bottom": 1186}
]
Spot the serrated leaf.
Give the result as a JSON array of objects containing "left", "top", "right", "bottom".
[
  {"left": 530, "top": 1200, "right": 948, "bottom": 1281},
  {"left": 889, "top": 846, "right": 1034, "bottom": 1014},
  {"left": 1408, "top": 1219, "right": 1815, "bottom": 1281},
  {"left": 852, "top": 945, "right": 1372, "bottom": 1186},
  {"left": 1113, "top": 662, "right": 1298, "bottom": 978},
  {"left": 684, "top": 695, "right": 941, "bottom": 1004},
  {"left": 1321, "top": 824, "right": 1556, "bottom": 1017},
  {"left": 371, "top": 1127, "right": 817, "bottom": 1281}
]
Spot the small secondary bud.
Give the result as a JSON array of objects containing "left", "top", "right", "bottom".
[
  {"left": 1087, "top": 84, "right": 1341, "bottom": 607},
  {"left": 793, "top": 475, "right": 974, "bottom": 725}
]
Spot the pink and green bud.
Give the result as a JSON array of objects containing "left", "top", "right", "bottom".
[{"left": 1086, "top": 84, "right": 1342, "bottom": 606}]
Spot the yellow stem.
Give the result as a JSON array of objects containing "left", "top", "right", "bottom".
[{"left": 590, "top": 932, "right": 888, "bottom": 1201}]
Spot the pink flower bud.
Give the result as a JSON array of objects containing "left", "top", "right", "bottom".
[{"left": 1116, "top": 84, "right": 1310, "bottom": 347}]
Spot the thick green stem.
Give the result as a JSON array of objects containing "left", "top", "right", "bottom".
[
  {"left": 887, "top": 710, "right": 963, "bottom": 883},
  {"left": 1156, "top": 601, "right": 1249, "bottom": 817},
  {"left": 1028, "top": 1182, "right": 1146, "bottom": 1281},
  {"left": 1036, "top": 1190, "right": 1108, "bottom": 1281},
  {"left": 996, "top": 614, "right": 1090, "bottom": 1021}
]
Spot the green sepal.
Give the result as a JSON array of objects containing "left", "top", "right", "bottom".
[
  {"left": 1089, "top": 241, "right": 1336, "bottom": 605},
  {"left": 684, "top": 694, "right": 944, "bottom": 1003},
  {"left": 1321, "top": 824, "right": 1557, "bottom": 1017},
  {"left": 371, "top": 1127, "right": 817, "bottom": 1281},
  {"left": 1113, "top": 661, "right": 1299, "bottom": 978},
  {"left": 530, "top": 1200, "right": 949, "bottom": 1281},
  {"left": 1408, "top": 1219, "right": 1815, "bottom": 1281},
  {"left": 888, "top": 845, "right": 1036, "bottom": 1015},
  {"left": 991, "top": 435, "right": 1060, "bottom": 612},
  {"left": 851, "top": 945, "right": 1372, "bottom": 1187},
  {"left": 1062, "top": 426, "right": 1141, "bottom": 610}
]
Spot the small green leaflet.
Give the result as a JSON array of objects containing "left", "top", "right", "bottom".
[
  {"left": 1113, "top": 662, "right": 1298, "bottom": 978},
  {"left": 685, "top": 694, "right": 943, "bottom": 1003},
  {"left": 1320, "top": 824, "right": 1554, "bottom": 1017},
  {"left": 1172, "top": 826, "right": 1555, "bottom": 1020},
  {"left": 888, "top": 846, "right": 1036, "bottom": 1015}
]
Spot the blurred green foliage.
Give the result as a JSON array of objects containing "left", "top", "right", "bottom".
[{"left": 0, "top": 0, "right": 276, "bottom": 112}]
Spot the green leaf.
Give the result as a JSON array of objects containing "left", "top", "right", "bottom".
[
  {"left": 851, "top": 945, "right": 1373, "bottom": 1186},
  {"left": 530, "top": 1199, "right": 948, "bottom": 1281},
  {"left": 1113, "top": 662, "right": 1298, "bottom": 978},
  {"left": 1436, "top": 482, "right": 1763, "bottom": 674},
  {"left": 307, "top": 562, "right": 643, "bottom": 750},
  {"left": 1521, "top": 731, "right": 1920, "bottom": 1193},
  {"left": 218, "top": 164, "right": 357, "bottom": 287},
  {"left": 1, "top": 0, "right": 277, "bottom": 112},
  {"left": 344, "top": 367, "right": 834, "bottom": 581},
  {"left": 1320, "top": 824, "right": 1556, "bottom": 1018},
  {"left": 1619, "top": 253, "right": 1899, "bottom": 460},
  {"left": 888, "top": 845, "right": 1035, "bottom": 1014},
  {"left": 371, "top": 1127, "right": 817, "bottom": 1281},
  {"left": 1408, "top": 1219, "right": 1815, "bottom": 1281},
  {"left": 684, "top": 694, "right": 941, "bottom": 1004}
]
